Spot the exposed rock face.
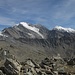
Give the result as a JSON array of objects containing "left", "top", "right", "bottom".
[{"left": 2, "top": 22, "right": 49, "bottom": 39}]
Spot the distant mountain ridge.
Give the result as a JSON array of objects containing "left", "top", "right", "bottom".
[
  {"left": 0, "top": 22, "right": 75, "bottom": 62},
  {"left": 1, "top": 22, "right": 75, "bottom": 39},
  {"left": 1, "top": 22, "right": 49, "bottom": 39},
  {"left": 53, "top": 26, "right": 75, "bottom": 33}
]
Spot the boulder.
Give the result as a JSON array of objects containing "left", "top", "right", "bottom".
[
  {"left": 4, "top": 58, "right": 22, "bottom": 75},
  {"left": 26, "top": 59, "right": 37, "bottom": 68}
]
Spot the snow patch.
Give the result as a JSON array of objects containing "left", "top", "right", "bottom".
[
  {"left": 20, "top": 22, "right": 44, "bottom": 38},
  {"left": 28, "top": 33, "right": 35, "bottom": 38},
  {"left": 0, "top": 31, "right": 3, "bottom": 36},
  {"left": 54, "top": 26, "right": 75, "bottom": 33},
  {"left": 0, "top": 31, "right": 8, "bottom": 37}
]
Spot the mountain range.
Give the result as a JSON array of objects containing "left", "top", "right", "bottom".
[{"left": 0, "top": 22, "right": 75, "bottom": 62}]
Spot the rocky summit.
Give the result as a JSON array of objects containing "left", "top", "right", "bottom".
[{"left": 0, "top": 22, "right": 75, "bottom": 74}]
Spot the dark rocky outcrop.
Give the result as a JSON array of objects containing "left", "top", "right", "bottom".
[{"left": 0, "top": 70, "right": 5, "bottom": 75}]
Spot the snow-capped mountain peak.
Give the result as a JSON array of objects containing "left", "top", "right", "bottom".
[
  {"left": 53, "top": 26, "right": 75, "bottom": 33},
  {"left": 20, "top": 22, "right": 39, "bottom": 32},
  {"left": 20, "top": 22, "right": 44, "bottom": 39}
]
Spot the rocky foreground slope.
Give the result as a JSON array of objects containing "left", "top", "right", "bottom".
[{"left": 0, "top": 55, "right": 75, "bottom": 75}]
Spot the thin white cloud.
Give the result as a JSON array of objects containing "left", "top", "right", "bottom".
[
  {"left": 11, "top": 8, "right": 28, "bottom": 15},
  {"left": 53, "top": 0, "right": 75, "bottom": 21},
  {"left": 0, "top": 16, "right": 16, "bottom": 26}
]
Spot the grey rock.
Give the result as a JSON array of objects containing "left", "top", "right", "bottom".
[
  {"left": 4, "top": 58, "right": 22, "bottom": 75},
  {"left": 0, "top": 70, "right": 5, "bottom": 75}
]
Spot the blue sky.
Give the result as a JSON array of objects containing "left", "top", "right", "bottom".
[{"left": 0, "top": 0, "right": 75, "bottom": 30}]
